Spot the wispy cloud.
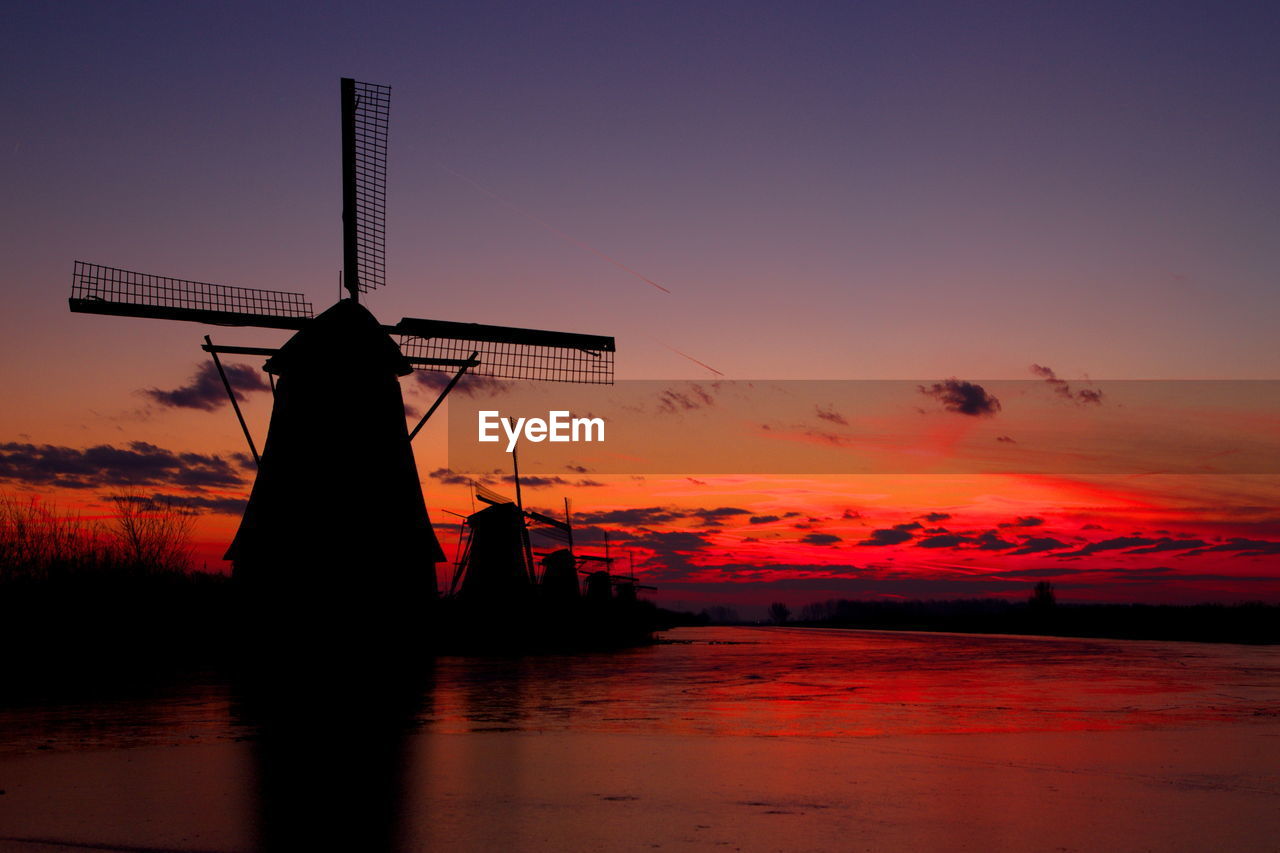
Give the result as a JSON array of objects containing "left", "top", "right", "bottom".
[{"left": 1030, "top": 364, "right": 1104, "bottom": 405}]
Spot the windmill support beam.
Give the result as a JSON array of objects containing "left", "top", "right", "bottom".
[
  {"left": 201, "top": 344, "right": 280, "bottom": 358},
  {"left": 204, "top": 335, "right": 260, "bottom": 467},
  {"left": 408, "top": 351, "right": 479, "bottom": 441},
  {"left": 202, "top": 342, "right": 479, "bottom": 370}
]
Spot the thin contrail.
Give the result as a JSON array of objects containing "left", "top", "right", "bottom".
[
  {"left": 436, "top": 163, "right": 672, "bottom": 294},
  {"left": 659, "top": 341, "right": 724, "bottom": 376}
]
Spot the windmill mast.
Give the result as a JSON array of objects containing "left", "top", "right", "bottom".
[{"left": 340, "top": 77, "right": 360, "bottom": 301}]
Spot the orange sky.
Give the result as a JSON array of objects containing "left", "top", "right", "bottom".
[{"left": 3, "top": 366, "right": 1277, "bottom": 611}]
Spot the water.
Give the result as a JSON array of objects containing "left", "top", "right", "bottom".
[
  {"left": 1, "top": 627, "right": 1277, "bottom": 851},
  {"left": 428, "top": 627, "right": 1280, "bottom": 737},
  {"left": 5, "top": 627, "right": 1276, "bottom": 752}
]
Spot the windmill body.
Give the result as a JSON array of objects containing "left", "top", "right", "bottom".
[{"left": 226, "top": 299, "right": 445, "bottom": 597}]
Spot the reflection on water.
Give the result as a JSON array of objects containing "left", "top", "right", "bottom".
[
  {"left": 1, "top": 627, "right": 1278, "bottom": 851},
  {"left": 231, "top": 656, "right": 432, "bottom": 852},
  {"left": 3, "top": 627, "right": 1277, "bottom": 754},
  {"left": 429, "top": 627, "right": 1280, "bottom": 737}
]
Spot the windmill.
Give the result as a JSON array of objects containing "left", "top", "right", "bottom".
[{"left": 68, "top": 79, "right": 616, "bottom": 607}]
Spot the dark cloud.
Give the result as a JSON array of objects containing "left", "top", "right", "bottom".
[
  {"left": 814, "top": 405, "right": 848, "bottom": 426},
  {"left": 109, "top": 491, "right": 248, "bottom": 516},
  {"left": 1029, "top": 364, "right": 1103, "bottom": 405},
  {"left": 921, "top": 512, "right": 951, "bottom": 523},
  {"left": 973, "top": 531, "right": 1017, "bottom": 551},
  {"left": 1030, "top": 363, "right": 1067, "bottom": 391},
  {"left": 572, "top": 506, "right": 683, "bottom": 525},
  {"left": 495, "top": 474, "right": 606, "bottom": 489},
  {"left": 999, "top": 516, "right": 1044, "bottom": 528},
  {"left": 427, "top": 467, "right": 478, "bottom": 486},
  {"left": 858, "top": 527, "right": 916, "bottom": 547},
  {"left": 564, "top": 464, "right": 591, "bottom": 474},
  {"left": 917, "top": 379, "right": 1001, "bottom": 417},
  {"left": 143, "top": 362, "right": 270, "bottom": 411},
  {"left": 692, "top": 507, "right": 751, "bottom": 526},
  {"left": 800, "top": 532, "right": 841, "bottom": 546},
  {"left": 996, "top": 435, "right": 1016, "bottom": 443},
  {"left": 749, "top": 514, "right": 781, "bottom": 525},
  {"left": 1059, "top": 536, "right": 1156, "bottom": 557},
  {"left": 894, "top": 522, "right": 923, "bottom": 532},
  {"left": 0, "top": 441, "right": 244, "bottom": 490},
  {"left": 1076, "top": 388, "right": 1104, "bottom": 404},
  {"left": 413, "top": 372, "right": 512, "bottom": 398},
  {"left": 916, "top": 529, "right": 1017, "bottom": 551},
  {"left": 917, "top": 534, "right": 965, "bottom": 549},
  {"left": 1184, "top": 538, "right": 1280, "bottom": 558},
  {"left": 1012, "top": 537, "right": 1070, "bottom": 555},
  {"left": 571, "top": 505, "right": 748, "bottom": 527},
  {"left": 502, "top": 475, "right": 571, "bottom": 488},
  {"left": 1124, "top": 538, "right": 1209, "bottom": 555},
  {"left": 842, "top": 509, "right": 862, "bottom": 520},
  {"left": 626, "top": 529, "right": 715, "bottom": 554}
]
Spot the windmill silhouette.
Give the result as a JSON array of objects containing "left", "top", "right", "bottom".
[{"left": 68, "top": 79, "right": 615, "bottom": 611}]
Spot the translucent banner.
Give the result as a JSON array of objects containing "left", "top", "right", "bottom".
[{"left": 444, "top": 380, "right": 1280, "bottom": 475}]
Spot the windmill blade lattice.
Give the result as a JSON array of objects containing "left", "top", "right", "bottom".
[
  {"left": 342, "top": 78, "right": 390, "bottom": 294},
  {"left": 394, "top": 317, "right": 615, "bottom": 384},
  {"left": 69, "top": 261, "right": 314, "bottom": 329}
]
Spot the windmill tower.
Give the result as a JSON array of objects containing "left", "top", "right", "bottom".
[{"left": 69, "top": 79, "right": 615, "bottom": 610}]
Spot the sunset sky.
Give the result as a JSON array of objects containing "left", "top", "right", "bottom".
[{"left": 2, "top": 1, "right": 1278, "bottom": 612}]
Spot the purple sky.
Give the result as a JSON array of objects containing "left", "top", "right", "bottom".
[{"left": 4, "top": 0, "right": 1278, "bottom": 387}]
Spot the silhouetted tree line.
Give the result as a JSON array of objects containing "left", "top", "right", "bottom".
[
  {"left": 700, "top": 605, "right": 741, "bottom": 625},
  {"left": 789, "top": 589, "right": 1280, "bottom": 645}
]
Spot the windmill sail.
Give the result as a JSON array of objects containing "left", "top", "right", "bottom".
[
  {"left": 394, "top": 317, "right": 615, "bottom": 384},
  {"left": 341, "top": 78, "right": 390, "bottom": 297},
  {"left": 69, "top": 261, "right": 313, "bottom": 329}
]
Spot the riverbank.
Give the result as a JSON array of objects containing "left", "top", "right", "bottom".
[{"left": 773, "top": 599, "right": 1280, "bottom": 644}]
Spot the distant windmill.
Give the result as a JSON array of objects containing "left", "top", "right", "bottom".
[{"left": 69, "top": 79, "right": 615, "bottom": 605}]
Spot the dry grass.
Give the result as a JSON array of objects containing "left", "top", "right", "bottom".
[{"left": 0, "top": 490, "right": 196, "bottom": 582}]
